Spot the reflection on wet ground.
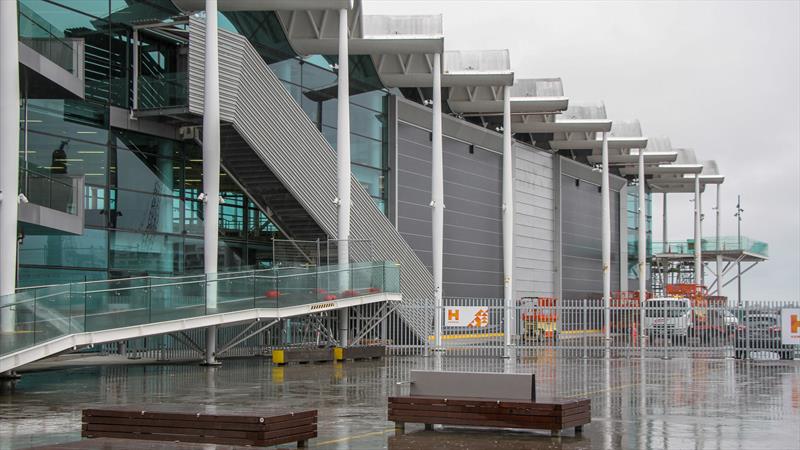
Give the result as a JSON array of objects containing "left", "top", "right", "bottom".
[{"left": 1, "top": 354, "right": 799, "bottom": 449}]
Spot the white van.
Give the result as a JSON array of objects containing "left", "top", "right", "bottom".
[{"left": 644, "top": 297, "right": 693, "bottom": 342}]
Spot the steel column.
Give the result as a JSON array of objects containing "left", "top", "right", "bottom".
[
  {"left": 336, "top": 8, "right": 351, "bottom": 347},
  {"left": 662, "top": 193, "right": 667, "bottom": 246},
  {"left": 431, "top": 52, "right": 444, "bottom": 351},
  {"left": 502, "top": 85, "right": 513, "bottom": 353},
  {"left": 0, "top": 0, "right": 20, "bottom": 334},
  {"left": 638, "top": 149, "right": 646, "bottom": 343},
  {"left": 694, "top": 175, "right": 701, "bottom": 285},
  {"left": 202, "top": 0, "right": 221, "bottom": 365},
  {"left": 601, "top": 132, "right": 611, "bottom": 343},
  {"left": 715, "top": 184, "right": 722, "bottom": 297}
]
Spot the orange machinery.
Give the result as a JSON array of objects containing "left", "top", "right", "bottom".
[{"left": 520, "top": 297, "right": 558, "bottom": 340}]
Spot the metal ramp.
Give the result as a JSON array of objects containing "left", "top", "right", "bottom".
[{"left": 0, "top": 261, "right": 400, "bottom": 373}]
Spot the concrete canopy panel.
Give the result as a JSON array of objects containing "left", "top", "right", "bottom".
[
  {"left": 172, "top": 0, "right": 353, "bottom": 11},
  {"left": 512, "top": 119, "right": 612, "bottom": 134},
  {"left": 588, "top": 152, "right": 678, "bottom": 166},
  {"left": 550, "top": 137, "right": 648, "bottom": 151}
]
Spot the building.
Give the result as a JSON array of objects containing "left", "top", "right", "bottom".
[{"left": 2, "top": 0, "right": 764, "bottom": 372}]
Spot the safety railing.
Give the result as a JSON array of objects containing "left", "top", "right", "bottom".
[
  {"left": 18, "top": 3, "right": 82, "bottom": 77},
  {"left": 387, "top": 298, "right": 799, "bottom": 360},
  {"left": 653, "top": 236, "right": 768, "bottom": 257},
  {"left": 18, "top": 162, "right": 83, "bottom": 215},
  {"left": 0, "top": 261, "right": 400, "bottom": 357},
  {"left": 137, "top": 72, "right": 188, "bottom": 110}
]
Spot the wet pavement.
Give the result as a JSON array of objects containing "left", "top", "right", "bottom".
[{"left": 1, "top": 354, "right": 799, "bottom": 449}]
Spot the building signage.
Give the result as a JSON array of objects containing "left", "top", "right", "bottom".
[
  {"left": 445, "top": 307, "right": 489, "bottom": 328},
  {"left": 781, "top": 308, "right": 800, "bottom": 345}
]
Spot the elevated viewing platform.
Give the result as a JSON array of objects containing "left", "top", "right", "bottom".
[
  {"left": 0, "top": 261, "right": 400, "bottom": 373},
  {"left": 653, "top": 236, "right": 768, "bottom": 262}
]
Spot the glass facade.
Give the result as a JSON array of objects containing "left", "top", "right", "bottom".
[
  {"left": 627, "top": 187, "right": 653, "bottom": 286},
  {"left": 16, "top": 1, "right": 284, "bottom": 288}
]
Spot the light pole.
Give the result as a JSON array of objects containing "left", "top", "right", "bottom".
[{"left": 734, "top": 195, "right": 743, "bottom": 307}]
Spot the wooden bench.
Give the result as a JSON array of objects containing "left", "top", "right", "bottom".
[
  {"left": 81, "top": 406, "right": 317, "bottom": 448},
  {"left": 389, "top": 370, "right": 590, "bottom": 437}
]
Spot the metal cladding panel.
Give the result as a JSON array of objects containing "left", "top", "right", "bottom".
[
  {"left": 560, "top": 173, "right": 621, "bottom": 300},
  {"left": 396, "top": 122, "right": 503, "bottom": 299},
  {"left": 187, "top": 20, "right": 434, "bottom": 337},
  {"left": 513, "top": 142, "right": 555, "bottom": 300}
]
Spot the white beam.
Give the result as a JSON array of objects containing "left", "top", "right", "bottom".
[
  {"left": 336, "top": 7, "right": 351, "bottom": 347},
  {"left": 502, "top": 85, "right": 513, "bottom": 355},
  {"left": 601, "top": 131, "right": 611, "bottom": 343},
  {"left": 202, "top": 0, "right": 221, "bottom": 365},
  {"left": 432, "top": 52, "right": 444, "bottom": 351},
  {"left": 694, "top": 175, "right": 702, "bottom": 284},
  {"left": 637, "top": 148, "right": 646, "bottom": 338},
  {"left": 716, "top": 184, "right": 722, "bottom": 297},
  {"left": 0, "top": 0, "right": 20, "bottom": 334}
]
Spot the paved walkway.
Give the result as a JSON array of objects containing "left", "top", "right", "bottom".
[{"left": 1, "top": 355, "right": 798, "bottom": 449}]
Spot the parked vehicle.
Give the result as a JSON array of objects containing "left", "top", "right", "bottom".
[
  {"left": 644, "top": 297, "right": 693, "bottom": 343},
  {"left": 734, "top": 314, "right": 795, "bottom": 360}
]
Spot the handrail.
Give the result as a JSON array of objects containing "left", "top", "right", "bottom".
[{"left": 1, "top": 261, "right": 400, "bottom": 360}]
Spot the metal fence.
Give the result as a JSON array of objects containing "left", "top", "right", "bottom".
[{"left": 386, "top": 298, "right": 800, "bottom": 360}]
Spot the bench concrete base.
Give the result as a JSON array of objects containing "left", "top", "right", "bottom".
[
  {"left": 334, "top": 346, "right": 386, "bottom": 361},
  {"left": 272, "top": 348, "right": 334, "bottom": 365}
]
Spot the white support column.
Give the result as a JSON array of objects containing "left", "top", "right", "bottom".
[
  {"left": 0, "top": 0, "right": 20, "bottom": 334},
  {"left": 662, "top": 193, "right": 667, "bottom": 246},
  {"left": 694, "top": 175, "right": 702, "bottom": 285},
  {"left": 202, "top": 0, "right": 221, "bottom": 365},
  {"left": 431, "top": 52, "right": 444, "bottom": 351},
  {"left": 715, "top": 184, "right": 722, "bottom": 296},
  {"left": 637, "top": 149, "right": 647, "bottom": 341},
  {"left": 502, "top": 86, "right": 513, "bottom": 354},
  {"left": 336, "top": 8, "right": 351, "bottom": 347},
  {"left": 601, "top": 132, "right": 611, "bottom": 343}
]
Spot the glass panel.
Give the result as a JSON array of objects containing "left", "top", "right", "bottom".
[
  {"left": 18, "top": 163, "right": 79, "bottom": 214},
  {"left": 18, "top": 1, "right": 75, "bottom": 74},
  {"left": 84, "top": 185, "right": 107, "bottom": 227},
  {"left": 351, "top": 90, "right": 387, "bottom": 112},
  {"left": 216, "top": 271, "right": 254, "bottom": 313},
  {"left": 19, "top": 228, "right": 108, "bottom": 269},
  {"left": 247, "top": 209, "right": 279, "bottom": 242},
  {"left": 110, "top": 189, "right": 180, "bottom": 233},
  {"left": 351, "top": 134, "right": 384, "bottom": 169},
  {"left": 110, "top": 230, "right": 182, "bottom": 275},
  {"left": 113, "top": 147, "right": 180, "bottom": 196},
  {"left": 25, "top": 99, "right": 109, "bottom": 145},
  {"left": 150, "top": 274, "right": 205, "bottom": 322},
  {"left": 22, "top": 131, "right": 106, "bottom": 183},
  {"left": 301, "top": 61, "right": 336, "bottom": 91},
  {"left": 17, "top": 267, "right": 106, "bottom": 288},
  {"left": 247, "top": 244, "right": 273, "bottom": 270},
  {"left": 351, "top": 165, "right": 385, "bottom": 199},
  {"left": 270, "top": 58, "right": 301, "bottom": 85},
  {"left": 84, "top": 278, "right": 150, "bottom": 331}
]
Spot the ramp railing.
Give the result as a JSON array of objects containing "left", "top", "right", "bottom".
[{"left": 0, "top": 261, "right": 400, "bottom": 358}]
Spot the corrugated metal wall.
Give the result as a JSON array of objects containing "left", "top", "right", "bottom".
[
  {"left": 186, "top": 19, "right": 433, "bottom": 339},
  {"left": 396, "top": 122, "right": 503, "bottom": 299},
  {"left": 513, "top": 143, "right": 555, "bottom": 300},
  {"left": 560, "top": 167, "right": 622, "bottom": 299}
]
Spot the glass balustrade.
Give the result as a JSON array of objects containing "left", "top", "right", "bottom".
[
  {"left": 18, "top": 161, "right": 82, "bottom": 215},
  {"left": 652, "top": 237, "right": 768, "bottom": 258},
  {"left": 0, "top": 261, "right": 400, "bottom": 358}
]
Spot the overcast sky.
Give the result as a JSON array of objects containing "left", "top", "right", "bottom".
[{"left": 365, "top": 0, "right": 800, "bottom": 300}]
